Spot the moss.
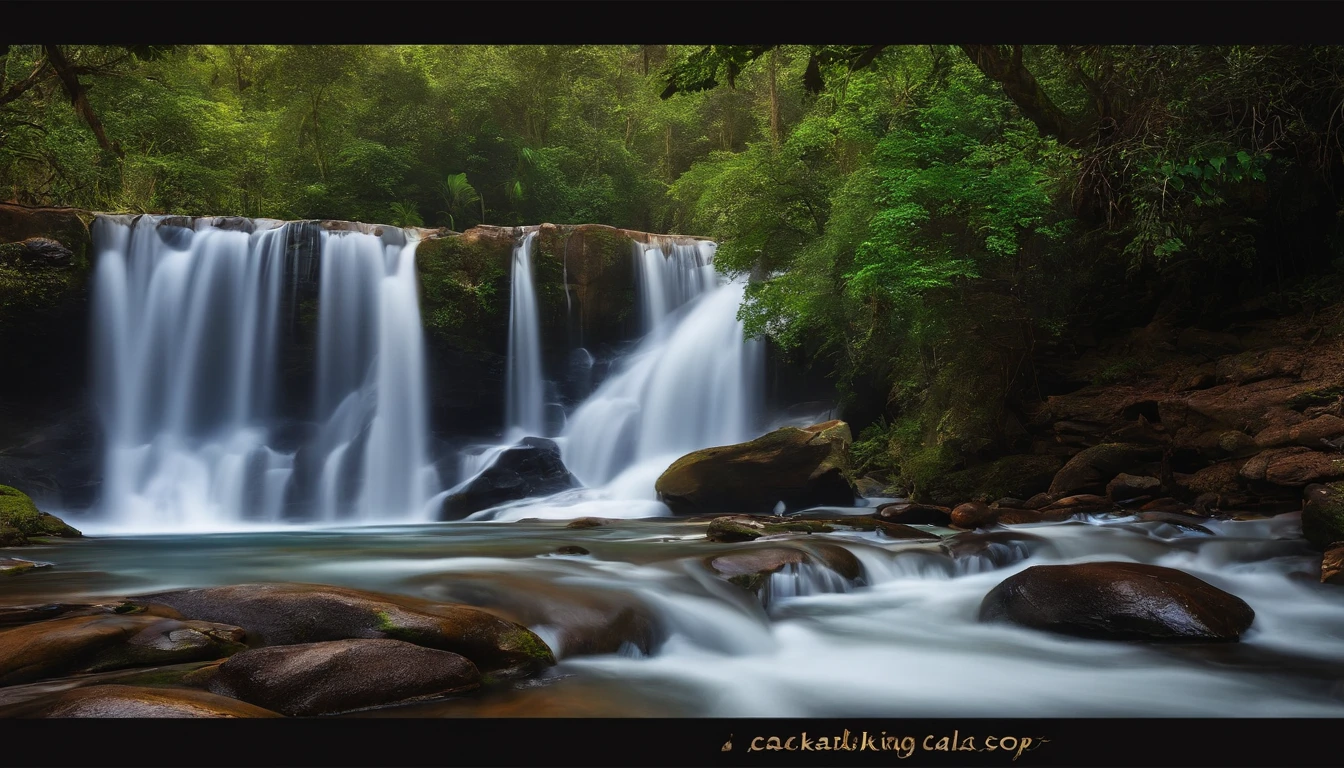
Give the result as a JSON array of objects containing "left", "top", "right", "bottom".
[
  {"left": 919, "top": 454, "right": 1066, "bottom": 506},
  {"left": 1290, "top": 386, "right": 1344, "bottom": 411},
  {"left": 0, "top": 485, "right": 79, "bottom": 539},
  {"left": 503, "top": 627, "right": 556, "bottom": 665},
  {"left": 0, "top": 522, "right": 26, "bottom": 547},
  {"left": 416, "top": 235, "right": 511, "bottom": 351}
]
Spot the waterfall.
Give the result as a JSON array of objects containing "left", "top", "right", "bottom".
[
  {"left": 559, "top": 239, "right": 764, "bottom": 488},
  {"left": 505, "top": 230, "right": 545, "bottom": 439},
  {"left": 90, "top": 215, "right": 438, "bottom": 530}
]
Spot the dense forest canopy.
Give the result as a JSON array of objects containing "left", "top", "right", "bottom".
[{"left": 6, "top": 43, "right": 1344, "bottom": 496}]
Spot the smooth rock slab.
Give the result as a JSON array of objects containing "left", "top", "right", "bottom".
[
  {"left": 208, "top": 639, "right": 480, "bottom": 716},
  {"left": 0, "top": 614, "right": 247, "bottom": 686},
  {"left": 128, "top": 583, "right": 554, "bottom": 676},
  {"left": 1, "top": 684, "right": 281, "bottom": 718},
  {"left": 980, "top": 562, "right": 1255, "bottom": 642}
]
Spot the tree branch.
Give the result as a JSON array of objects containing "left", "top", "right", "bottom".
[
  {"left": 960, "top": 44, "right": 1083, "bottom": 146},
  {"left": 43, "top": 44, "right": 122, "bottom": 157},
  {"left": 0, "top": 57, "right": 53, "bottom": 108}
]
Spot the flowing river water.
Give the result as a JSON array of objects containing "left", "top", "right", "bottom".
[{"left": 3, "top": 216, "right": 1344, "bottom": 717}]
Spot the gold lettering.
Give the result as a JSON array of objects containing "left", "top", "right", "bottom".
[
  {"left": 816, "top": 737, "right": 830, "bottom": 751},
  {"left": 861, "top": 732, "right": 878, "bottom": 751},
  {"left": 784, "top": 737, "right": 797, "bottom": 751},
  {"left": 923, "top": 735, "right": 935, "bottom": 751},
  {"left": 959, "top": 737, "right": 978, "bottom": 751},
  {"left": 900, "top": 737, "right": 915, "bottom": 758},
  {"left": 765, "top": 737, "right": 782, "bottom": 752},
  {"left": 1000, "top": 737, "right": 1018, "bottom": 753},
  {"left": 749, "top": 737, "right": 764, "bottom": 752},
  {"left": 986, "top": 736, "right": 999, "bottom": 751},
  {"left": 800, "top": 733, "right": 814, "bottom": 751},
  {"left": 934, "top": 736, "right": 950, "bottom": 752}
]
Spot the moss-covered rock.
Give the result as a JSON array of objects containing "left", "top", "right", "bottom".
[
  {"left": 656, "top": 420, "right": 857, "bottom": 516},
  {"left": 1048, "top": 443, "right": 1165, "bottom": 497},
  {"left": 704, "top": 514, "right": 936, "bottom": 543},
  {"left": 1303, "top": 482, "right": 1344, "bottom": 550},
  {"left": 919, "top": 454, "right": 1065, "bottom": 506},
  {"left": 0, "top": 484, "right": 80, "bottom": 544}
]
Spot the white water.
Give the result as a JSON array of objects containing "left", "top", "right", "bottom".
[
  {"left": 558, "top": 239, "right": 764, "bottom": 491},
  {"left": 505, "top": 230, "right": 545, "bottom": 440},
  {"left": 89, "top": 215, "right": 438, "bottom": 531}
]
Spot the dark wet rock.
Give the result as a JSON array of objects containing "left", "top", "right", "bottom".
[
  {"left": 875, "top": 502, "right": 951, "bottom": 526},
  {"left": 555, "top": 545, "right": 589, "bottom": 556},
  {"left": 207, "top": 639, "right": 480, "bottom": 716},
  {"left": 854, "top": 477, "right": 887, "bottom": 498},
  {"left": 941, "top": 530, "right": 1051, "bottom": 570},
  {"left": 792, "top": 541, "right": 862, "bottom": 580},
  {"left": 440, "top": 438, "right": 578, "bottom": 520},
  {"left": 1140, "top": 497, "right": 1196, "bottom": 514},
  {"left": 1254, "top": 414, "right": 1344, "bottom": 450},
  {"left": 565, "top": 517, "right": 609, "bottom": 529},
  {"left": 705, "top": 514, "right": 935, "bottom": 543},
  {"left": 1134, "top": 511, "right": 1215, "bottom": 534},
  {"left": 1240, "top": 447, "right": 1344, "bottom": 486},
  {"left": 0, "top": 614, "right": 247, "bottom": 686},
  {"left": 993, "top": 497, "right": 1029, "bottom": 509},
  {"left": 708, "top": 547, "right": 808, "bottom": 593},
  {"left": 980, "top": 562, "right": 1255, "bottom": 642},
  {"left": 1036, "top": 494, "right": 1114, "bottom": 516},
  {"left": 1302, "top": 483, "right": 1344, "bottom": 550},
  {"left": 1048, "top": 443, "right": 1165, "bottom": 497},
  {"left": 1176, "top": 460, "right": 1247, "bottom": 496},
  {"left": 414, "top": 574, "right": 659, "bottom": 658},
  {"left": 127, "top": 583, "right": 555, "bottom": 676},
  {"left": 1106, "top": 473, "right": 1161, "bottom": 503},
  {"left": 0, "top": 684, "right": 281, "bottom": 718},
  {"left": 1024, "top": 493, "right": 1055, "bottom": 509},
  {"left": 655, "top": 420, "right": 856, "bottom": 516},
  {"left": 950, "top": 502, "right": 996, "bottom": 529},
  {"left": 919, "top": 454, "right": 1065, "bottom": 507},
  {"left": 1322, "top": 543, "right": 1344, "bottom": 584}
]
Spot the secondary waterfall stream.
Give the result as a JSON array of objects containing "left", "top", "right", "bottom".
[{"left": 89, "top": 215, "right": 438, "bottom": 531}]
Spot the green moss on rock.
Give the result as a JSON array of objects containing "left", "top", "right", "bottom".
[
  {"left": 0, "top": 485, "right": 80, "bottom": 542},
  {"left": 1303, "top": 482, "right": 1344, "bottom": 550}
]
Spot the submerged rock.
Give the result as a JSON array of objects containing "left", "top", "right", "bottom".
[
  {"left": 0, "top": 684, "right": 282, "bottom": 718},
  {"left": 707, "top": 547, "right": 807, "bottom": 593},
  {"left": 0, "top": 558, "right": 52, "bottom": 576},
  {"left": 440, "top": 438, "right": 578, "bottom": 520},
  {"left": 207, "top": 639, "right": 480, "bottom": 716},
  {"left": 0, "top": 614, "right": 247, "bottom": 686},
  {"left": 980, "top": 562, "right": 1255, "bottom": 642},
  {"left": 655, "top": 420, "right": 856, "bottom": 516},
  {"left": 704, "top": 514, "right": 934, "bottom": 543},
  {"left": 127, "top": 583, "right": 554, "bottom": 676}
]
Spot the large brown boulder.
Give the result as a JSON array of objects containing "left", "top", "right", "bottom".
[
  {"left": 655, "top": 421, "right": 856, "bottom": 515},
  {"left": 1048, "top": 443, "right": 1165, "bottom": 497},
  {"left": 0, "top": 614, "right": 247, "bottom": 686},
  {"left": 207, "top": 639, "right": 480, "bottom": 716},
  {"left": 126, "top": 583, "right": 555, "bottom": 676},
  {"left": 980, "top": 562, "right": 1255, "bottom": 642},
  {"left": 1240, "top": 447, "right": 1344, "bottom": 486},
  {"left": 0, "top": 684, "right": 281, "bottom": 718},
  {"left": 1303, "top": 483, "right": 1344, "bottom": 550}
]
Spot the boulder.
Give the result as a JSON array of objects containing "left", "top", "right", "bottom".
[
  {"left": 950, "top": 502, "right": 996, "bottom": 529},
  {"left": 416, "top": 573, "right": 658, "bottom": 658},
  {"left": 875, "top": 502, "right": 952, "bottom": 526},
  {"left": 440, "top": 438, "right": 578, "bottom": 519},
  {"left": 0, "top": 484, "right": 81, "bottom": 546},
  {"left": 980, "top": 562, "right": 1255, "bottom": 642},
  {"left": 1322, "top": 543, "right": 1344, "bottom": 585},
  {"left": 1106, "top": 474, "right": 1161, "bottom": 502},
  {"left": 707, "top": 547, "right": 808, "bottom": 593},
  {"left": 654, "top": 420, "right": 856, "bottom": 516},
  {"left": 1303, "top": 483, "right": 1344, "bottom": 550},
  {"left": 126, "top": 583, "right": 554, "bottom": 676},
  {"left": 0, "top": 684, "right": 281, "bottom": 718},
  {"left": 0, "top": 614, "right": 247, "bottom": 686},
  {"left": 1240, "top": 447, "right": 1344, "bottom": 486},
  {"left": 1176, "top": 460, "right": 1246, "bottom": 495},
  {"left": 207, "top": 639, "right": 480, "bottom": 716},
  {"left": 1048, "top": 443, "right": 1165, "bottom": 497},
  {"left": 1254, "top": 414, "right": 1344, "bottom": 450},
  {"left": 942, "top": 530, "right": 1052, "bottom": 570},
  {"left": 919, "top": 454, "right": 1065, "bottom": 507},
  {"left": 704, "top": 514, "right": 934, "bottom": 543},
  {"left": 854, "top": 477, "right": 887, "bottom": 498},
  {"left": 565, "top": 517, "right": 609, "bottom": 529}
]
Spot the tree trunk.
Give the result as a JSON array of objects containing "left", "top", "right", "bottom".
[
  {"left": 959, "top": 45, "right": 1082, "bottom": 147},
  {"left": 43, "top": 45, "right": 121, "bottom": 157}
]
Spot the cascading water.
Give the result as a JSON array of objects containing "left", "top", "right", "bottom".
[
  {"left": 559, "top": 239, "right": 764, "bottom": 491},
  {"left": 505, "top": 230, "right": 545, "bottom": 440},
  {"left": 89, "top": 215, "right": 438, "bottom": 531}
]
